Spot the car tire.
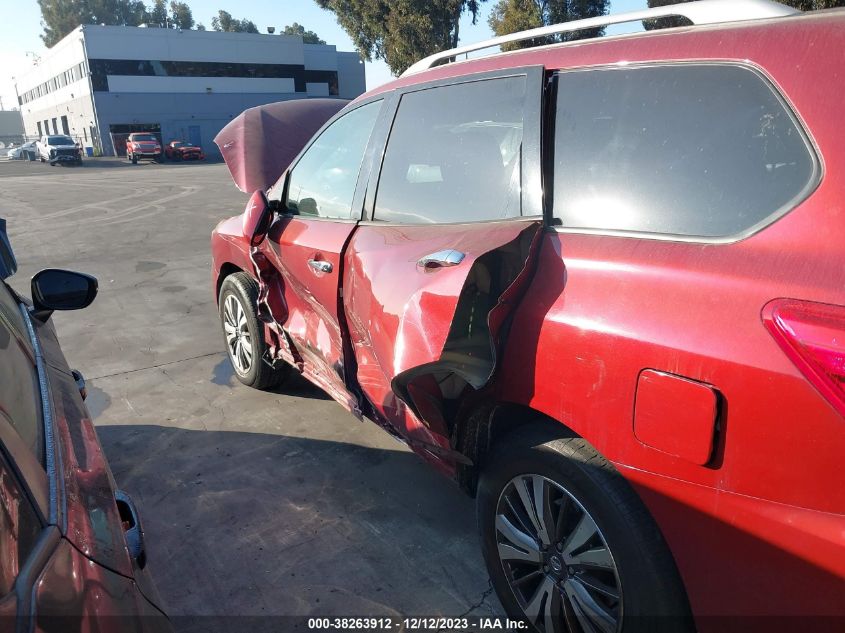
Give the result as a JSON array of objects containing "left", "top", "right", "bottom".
[
  {"left": 218, "top": 272, "right": 290, "bottom": 390},
  {"left": 40, "top": 156, "right": 45, "bottom": 163},
  {"left": 477, "top": 425, "right": 693, "bottom": 633},
  {"left": 131, "top": 153, "right": 138, "bottom": 165}
]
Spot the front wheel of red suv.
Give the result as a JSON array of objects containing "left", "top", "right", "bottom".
[
  {"left": 218, "top": 272, "right": 290, "bottom": 390},
  {"left": 477, "top": 426, "right": 693, "bottom": 633}
]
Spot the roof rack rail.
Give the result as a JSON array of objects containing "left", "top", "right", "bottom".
[{"left": 402, "top": 0, "right": 799, "bottom": 76}]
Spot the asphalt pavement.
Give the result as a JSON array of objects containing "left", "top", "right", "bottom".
[{"left": 0, "top": 158, "right": 501, "bottom": 629}]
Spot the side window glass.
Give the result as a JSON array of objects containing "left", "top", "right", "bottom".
[
  {"left": 286, "top": 100, "right": 381, "bottom": 220},
  {"left": 552, "top": 64, "right": 817, "bottom": 238},
  {"left": 0, "top": 450, "right": 41, "bottom": 596},
  {"left": 374, "top": 76, "right": 526, "bottom": 224},
  {"left": 0, "top": 315, "right": 43, "bottom": 463}
]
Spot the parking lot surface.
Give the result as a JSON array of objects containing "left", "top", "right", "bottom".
[{"left": 0, "top": 159, "right": 501, "bottom": 628}]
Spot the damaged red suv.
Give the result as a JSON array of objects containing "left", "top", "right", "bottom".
[{"left": 211, "top": 2, "right": 845, "bottom": 630}]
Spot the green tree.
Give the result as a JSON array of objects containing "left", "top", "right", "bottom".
[
  {"left": 38, "top": 0, "right": 147, "bottom": 46},
  {"left": 39, "top": 0, "right": 91, "bottom": 46},
  {"left": 96, "top": 0, "right": 146, "bottom": 25},
  {"left": 211, "top": 9, "right": 259, "bottom": 33},
  {"left": 195, "top": 21, "right": 206, "bottom": 30},
  {"left": 169, "top": 1, "right": 194, "bottom": 29},
  {"left": 145, "top": 0, "right": 168, "bottom": 26},
  {"left": 316, "top": 0, "right": 486, "bottom": 76},
  {"left": 488, "top": 0, "right": 608, "bottom": 51},
  {"left": 645, "top": 0, "right": 845, "bottom": 30},
  {"left": 282, "top": 22, "right": 326, "bottom": 44}
]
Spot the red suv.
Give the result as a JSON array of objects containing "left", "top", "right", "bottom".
[{"left": 211, "top": 2, "right": 844, "bottom": 630}]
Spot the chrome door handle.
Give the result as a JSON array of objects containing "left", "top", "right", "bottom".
[
  {"left": 417, "top": 249, "right": 465, "bottom": 269},
  {"left": 308, "top": 259, "right": 333, "bottom": 274}
]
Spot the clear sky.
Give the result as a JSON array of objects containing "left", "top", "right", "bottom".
[{"left": 0, "top": 0, "right": 648, "bottom": 111}]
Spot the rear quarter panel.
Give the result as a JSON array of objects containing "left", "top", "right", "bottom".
[{"left": 497, "top": 12, "right": 845, "bottom": 624}]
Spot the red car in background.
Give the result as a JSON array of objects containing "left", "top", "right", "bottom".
[
  {"left": 165, "top": 140, "right": 204, "bottom": 161},
  {"left": 211, "top": 2, "right": 845, "bottom": 631},
  {"left": 126, "top": 132, "right": 162, "bottom": 164}
]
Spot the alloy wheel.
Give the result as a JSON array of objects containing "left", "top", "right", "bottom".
[
  {"left": 223, "top": 293, "right": 253, "bottom": 376},
  {"left": 495, "top": 474, "right": 622, "bottom": 633}
]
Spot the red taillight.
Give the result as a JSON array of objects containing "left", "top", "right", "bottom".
[{"left": 763, "top": 298, "right": 845, "bottom": 418}]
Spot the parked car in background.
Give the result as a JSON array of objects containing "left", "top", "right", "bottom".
[
  {"left": 6, "top": 141, "right": 37, "bottom": 161},
  {"left": 0, "top": 219, "right": 171, "bottom": 631},
  {"left": 212, "top": 1, "right": 844, "bottom": 631},
  {"left": 126, "top": 132, "right": 162, "bottom": 164},
  {"left": 35, "top": 135, "right": 82, "bottom": 166},
  {"left": 164, "top": 140, "right": 204, "bottom": 161}
]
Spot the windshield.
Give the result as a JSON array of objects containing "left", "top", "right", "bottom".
[
  {"left": 48, "top": 136, "right": 75, "bottom": 145},
  {"left": 131, "top": 134, "right": 157, "bottom": 142},
  {"left": 172, "top": 142, "right": 186, "bottom": 148}
]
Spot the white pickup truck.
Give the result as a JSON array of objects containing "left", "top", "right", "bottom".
[{"left": 36, "top": 134, "right": 82, "bottom": 166}]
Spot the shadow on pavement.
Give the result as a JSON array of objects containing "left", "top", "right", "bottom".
[
  {"left": 210, "top": 356, "right": 332, "bottom": 401},
  {"left": 98, "top": 424, "right": 498, "bottom": 629}
]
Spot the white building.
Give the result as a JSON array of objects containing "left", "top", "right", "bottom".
[{"left": 15, "top": 25, "right": 366, "bottom": 158}]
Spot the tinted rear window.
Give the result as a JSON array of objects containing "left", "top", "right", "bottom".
[{"left": 552, "top": 64, "right": 817, "bottom": 239}]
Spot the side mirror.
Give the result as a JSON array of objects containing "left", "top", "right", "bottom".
[
  {"left": 242, "top": 189, "right": 273, "bottom": 247},
  {"left": 31, "top": 269, "right": 98, "bottom": 322}
]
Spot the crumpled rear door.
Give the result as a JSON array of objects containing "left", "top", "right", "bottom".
[
  {"left": 341, "top": 66, "right": 545, "bottom": 465},
  {"left": 344, "top": 219, "right": 542, "bottom": 460}
]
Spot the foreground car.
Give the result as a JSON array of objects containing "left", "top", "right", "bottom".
[
  {"left": 164, "top": 140, "right": 204, "bottom": 161},
  {"left": 212, "top": 2, "right": 844, "bottom": 631},
  {"left": 0, "top": 219, "right": 170, "bottom": 631}
]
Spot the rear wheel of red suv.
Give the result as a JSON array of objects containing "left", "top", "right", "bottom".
[
  {"left": 477, "top": 426, "right": 693, "bottom": 633},
  {"left": 218, "top": 272, "right": 289, "bottom": 390}
]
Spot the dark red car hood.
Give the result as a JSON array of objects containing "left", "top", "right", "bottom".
[{"left": 214, "top": 98, "right": 348, "bottom": 193}]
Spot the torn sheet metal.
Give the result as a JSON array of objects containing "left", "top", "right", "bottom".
[{"left": 343, "top": 220, "right": 542, "bottom": 452}]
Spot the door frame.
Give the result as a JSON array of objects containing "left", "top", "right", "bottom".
[
  {"left": 361, "top": 65, "right": 546, "bottom": 223},
  {"left": 268, "top": 91, "right": 398, "bottom": 223},
  {"left": 257, "top": 94, "right": 396, "bottom": 406}
]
